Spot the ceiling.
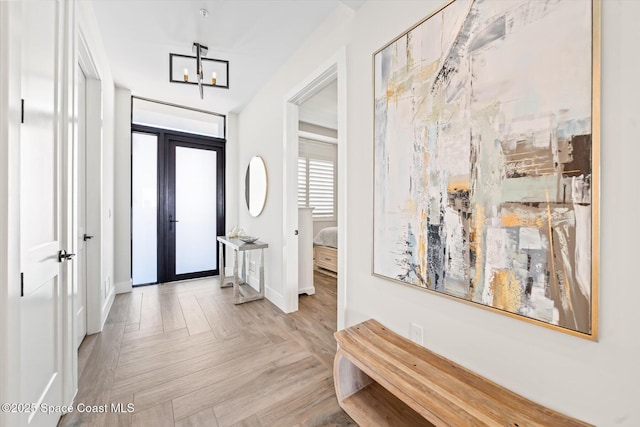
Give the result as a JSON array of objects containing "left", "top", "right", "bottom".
[
  {"left": 299, "top": 79, "right": 338, "bottom": 130},
  {"left": 92, "top": 0, "right": 363, "bottom": 115}
]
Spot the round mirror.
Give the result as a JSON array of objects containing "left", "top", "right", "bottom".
[{"left": 245, "top": 156, "right": 268, "bottom": 217}]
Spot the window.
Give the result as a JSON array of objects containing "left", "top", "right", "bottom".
[
  {"left": 132, "top": 97, "right": 225, "bottom": 138},
  {"left": 298, "top": 139, "right": 337, "bottom": 220}
]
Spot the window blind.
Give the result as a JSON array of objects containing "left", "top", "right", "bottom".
[{"left": 298, "top": 139, "right": 336, "bottom": 220}]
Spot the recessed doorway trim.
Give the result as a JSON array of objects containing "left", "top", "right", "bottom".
[
  {"left": 77, "top": 27, "right": 104, "bottom": 337},
  {"left": 282, "top": 47, "right": 347, "bottom": 330}
]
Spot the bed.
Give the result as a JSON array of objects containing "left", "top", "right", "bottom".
[{"left": 313, "top": 226, "right": 338, "bottom": 275}]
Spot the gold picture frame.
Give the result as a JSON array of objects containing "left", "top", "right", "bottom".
[{"left": 372, "top": 0, "right": 600, "bottom": 340}]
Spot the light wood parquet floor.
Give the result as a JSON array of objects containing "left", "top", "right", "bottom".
[{"left": 59, "top": 271, "right": 356, "bottom": 427}]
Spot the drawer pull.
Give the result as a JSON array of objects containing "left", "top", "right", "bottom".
[{"left": 325, "top": 257, "right": 331, "bottom": 261}]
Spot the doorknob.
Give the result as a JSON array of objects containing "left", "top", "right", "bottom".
[
  {"left": 83, "top": 233, "right": 94, "bottom": 241},
  {"left": 58, "top": 250, "right": 76, "bottom": 262}
]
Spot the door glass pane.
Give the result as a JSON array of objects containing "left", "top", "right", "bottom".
[
  {"left": 132, "top": 132, "right": 158, "bottom": 285},
  {"left": 175, "top": 146, "right": 217, "bottom": 274}
]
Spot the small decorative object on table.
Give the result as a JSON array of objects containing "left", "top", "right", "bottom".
[
  {"left": 228, "top": 225, "right": 245, "bottom": 238},
  {"left": 239, "top": 236, "right": 259, "bottom": 244}
]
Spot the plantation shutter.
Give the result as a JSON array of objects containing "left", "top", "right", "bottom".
[
  {"left": 298, "top": 157, "right": 307, "bottom": 208},
  {"left": 298, "top": 139, "right": 337, "bottom": 220}
]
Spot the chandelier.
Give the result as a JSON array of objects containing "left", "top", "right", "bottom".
[{"left": 169, "top": 42, "right": 229, "bottom": 100}]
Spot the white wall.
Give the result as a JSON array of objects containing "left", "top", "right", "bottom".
[
  {"left": 114, "top": 87, "right": 132, "bottom": 293},
  {"left": 78, "top": 0, "right": 116, "bottom": 330},
  {"left": 225, "top": 113, "right": 240, "bottom": 275},
  {"left": 299, "top": 121, "right": 337, "bottom": 138},
  {"left": 238, "top": 5, "right": 355, "bottom": 307},
  {"left": 236, "top": 1, "right": 640, "bottom": 425}
]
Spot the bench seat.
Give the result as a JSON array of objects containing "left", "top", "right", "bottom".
[{"left": 333, "top": 319, "right": 591, "bottom": 427}]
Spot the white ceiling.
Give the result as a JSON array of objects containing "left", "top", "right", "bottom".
[
  {"left": 299, "top": 79, "right": 338, "bottom": 130},
  {"left": 91, "top": 0, "right": 362, "bottom": 115}
]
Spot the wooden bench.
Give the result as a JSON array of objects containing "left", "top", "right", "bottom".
[{"left": 333, "top": 319, "right": 591, "bottom": 427}]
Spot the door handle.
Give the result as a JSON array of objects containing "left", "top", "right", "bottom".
[
  {"left": 83, "top": 234, "right": 94, "bottom": 241},
  {"left": 169, "top": 215, "right": 179, "bottom": 231},
  {"left": 58, "top": 250, "right": 76, "bottom": 262}
]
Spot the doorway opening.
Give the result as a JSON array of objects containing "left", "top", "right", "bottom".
[
  {"left": 75, "top": 62, "right": 88, "bottom": 350},
  {"left": 298, "top": 79, "right": 338, "bottom": 294},
  {"left": 131, "top": 125, "right": 225, "bottom": 286},
  {"left": 76, "top": 29, "right": 104, "bottom": 338},
  {"left": 283, "top": 49, "right": 347, "bottom": 330}
]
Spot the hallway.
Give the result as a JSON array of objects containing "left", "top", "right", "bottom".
[{"left": 59, "top": 272, "right": 354, "bottom": 426}]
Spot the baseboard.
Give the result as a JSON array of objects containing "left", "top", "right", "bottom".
[
  {"left": 67, "top": 388, "right": 78, "bottom": 406},
  {"left": 92, "top": 286, "right": 115, "bottom": 334},
  {"left": 246, "top": 273, "right": 262, "bottom": 292},
  {"left": 265, "top": 286, "right": 286, "bottom": 312},
  {"left": 115, "top": 279, "right": 132, "bottom": 294},
  {"left": 298, "top": 286, "right": 315, "bottom": 296}
]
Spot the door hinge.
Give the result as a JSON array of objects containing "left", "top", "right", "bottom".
[
  {"left": 21, "top": 99, "right": 24, "bottom": 124},
  {"left": 20, "top": 272, "right": 24, "bottom": 297}
]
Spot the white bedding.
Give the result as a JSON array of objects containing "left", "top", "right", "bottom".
[{"left": 313, "top": 226, "right": 338, "bottom": 249}]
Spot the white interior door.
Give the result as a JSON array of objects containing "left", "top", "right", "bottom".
[
  {"left": 75, "top": 64, "right": 88, "bottom": 349},
  {"left": 20, "top": 1, "right": 64, "bottom": 425}
]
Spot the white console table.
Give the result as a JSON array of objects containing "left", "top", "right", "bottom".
[{"left": 217, "top": 236, "right": 268, "bottom": 304}]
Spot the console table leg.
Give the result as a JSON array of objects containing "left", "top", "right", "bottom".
[
  {"left": 242, "top": 251, "right": 247, "bottom": 285},
  {"left": 259, "top": 248, "right": 265, "bottom": 297},
  {"left": 218, "top": 241, "right": 224, "bottom": 288},
  {"left": 233, "top": 249, "right": 239, "bottom": 302}
]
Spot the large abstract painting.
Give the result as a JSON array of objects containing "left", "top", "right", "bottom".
[{"left": 373, "top": 0, "right": 598, "bottom": 337}]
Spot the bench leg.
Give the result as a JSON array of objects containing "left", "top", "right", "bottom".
[{"left": 333, "top": 348, "right": 373, "bottom": 402}]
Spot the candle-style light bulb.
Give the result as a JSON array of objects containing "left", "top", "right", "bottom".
[
  {"left": 211, "top": 71, "right": 217, "bottom": 86},
  {"left": 183, "top": 68, "right": 189, "bottom": 82}
]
